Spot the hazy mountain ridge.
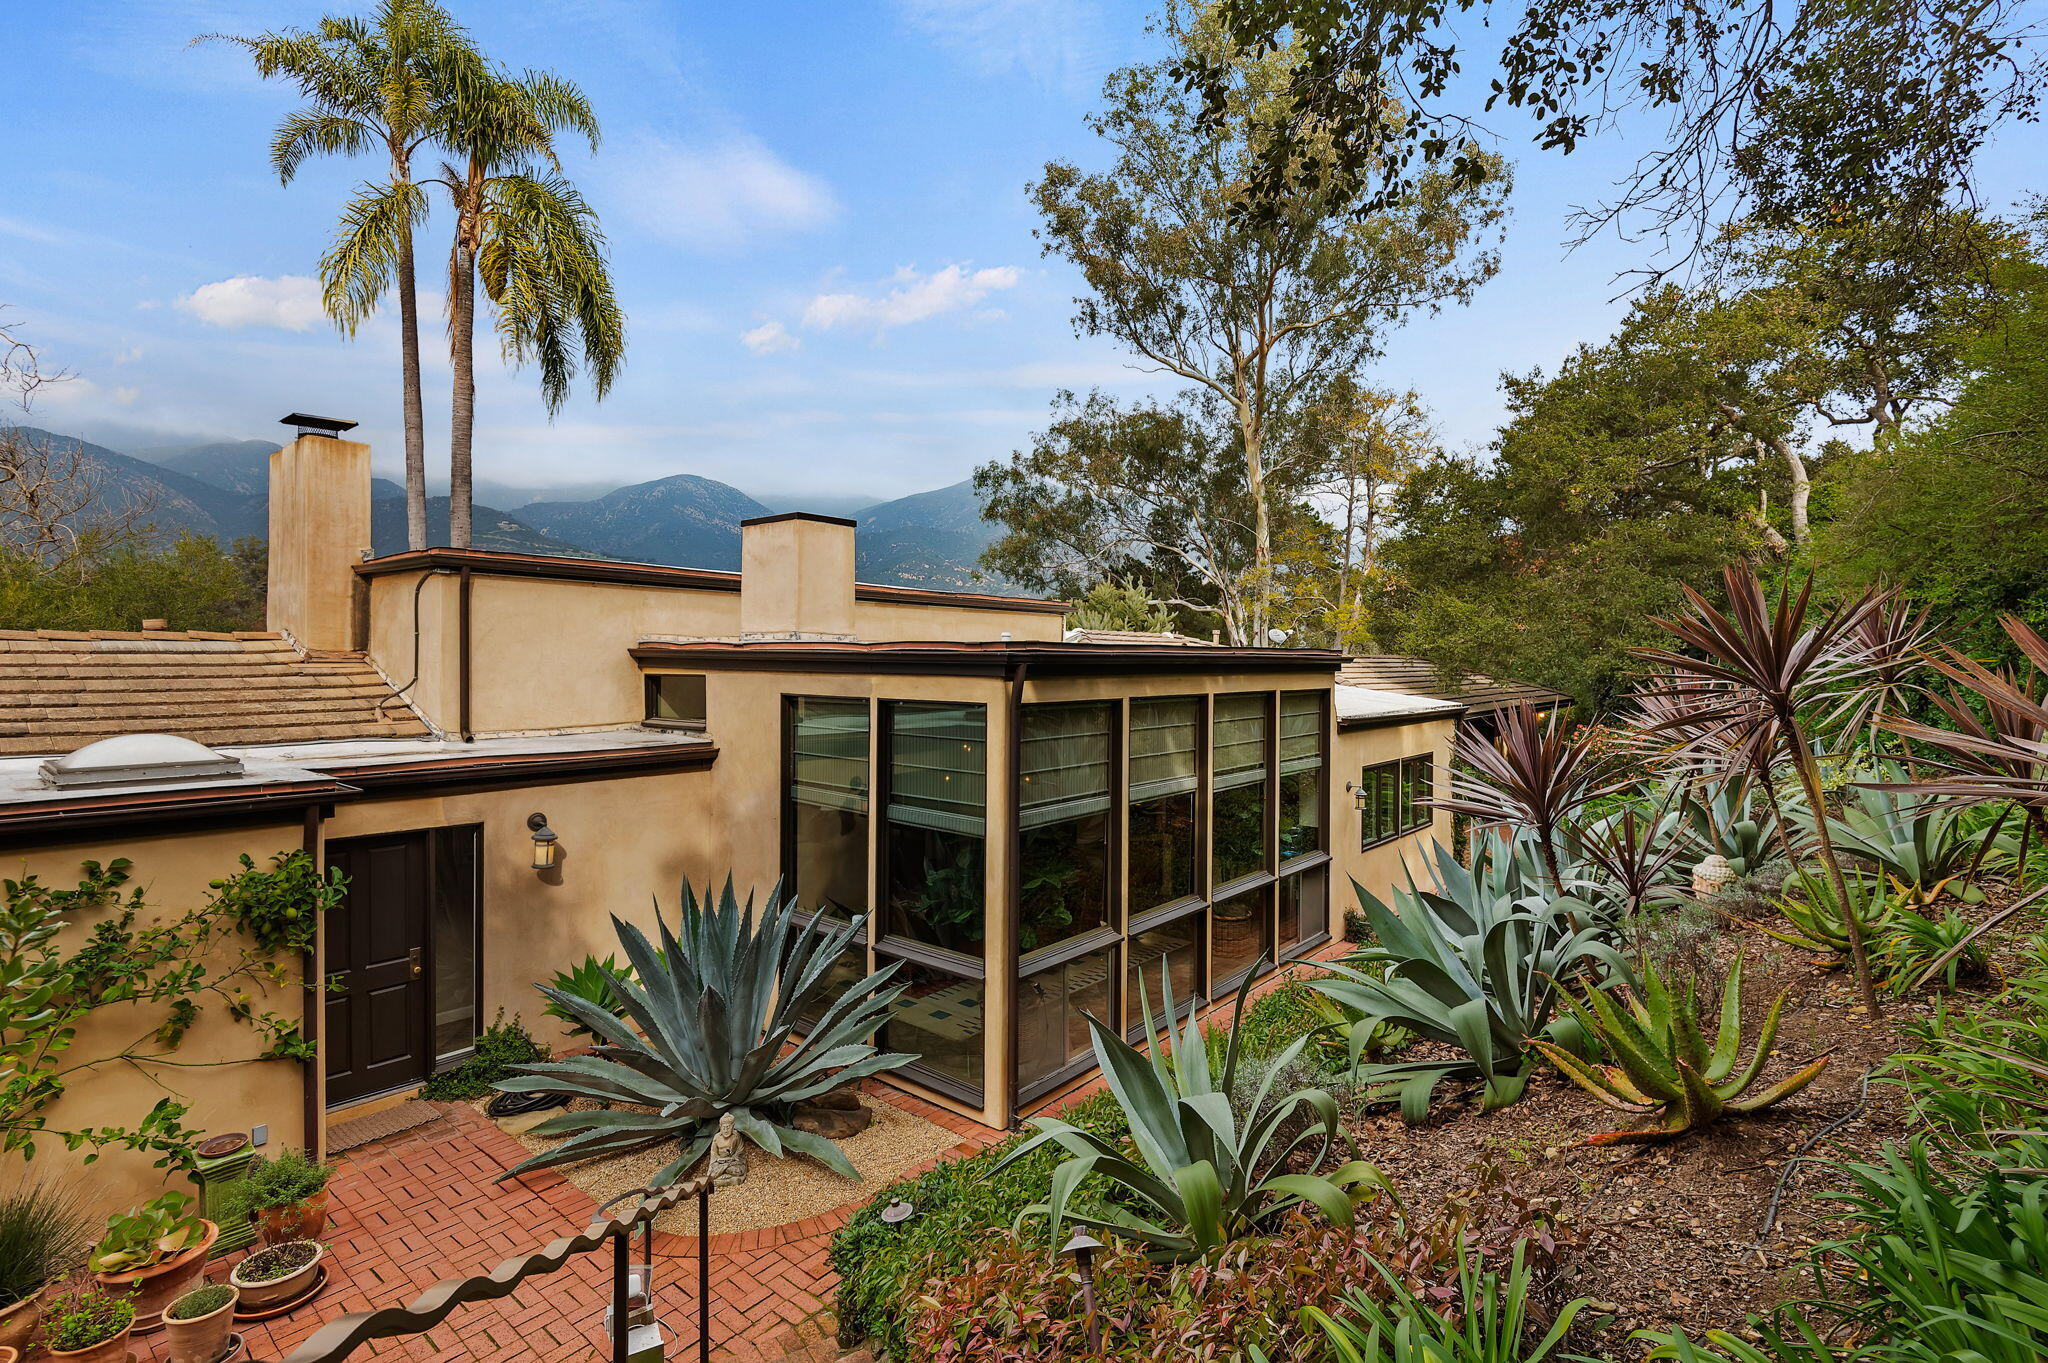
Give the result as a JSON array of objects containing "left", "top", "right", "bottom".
[{"left": 22, "top": 424, "right": 1013, "bottom": 591}]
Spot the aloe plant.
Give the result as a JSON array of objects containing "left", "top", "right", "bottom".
[
  {"left": 1530, "top": 953, "right": 1830, "bottom": 1144},
  {"left": 1311, "top": 836, "right": 1627, "bottom": 1121},
  {"left": 496, "top": 879, "right": 912, "bottom": 1183},
  {"left": 1768, "top": 867, "right": 1895, "bottom": 959},
  {"left": 995, "top": 963, "right": 1383, "bottom": 1262}
]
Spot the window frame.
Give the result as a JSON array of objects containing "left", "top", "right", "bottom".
[
  {"left": 1357, "top": 754, "right": 1436, "bottom": 850},
  {"left": 780, "top": 694, "right": 873, "bottom": 922},
  {"left": 643, "top": 673, "right": 708, "bottom": 730}
]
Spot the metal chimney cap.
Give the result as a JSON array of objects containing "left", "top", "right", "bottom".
[{"left": 280, "top": 412, "right": 358, "bottom": 437}]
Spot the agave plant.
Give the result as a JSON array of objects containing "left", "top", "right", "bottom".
[
  {"left": 995, "top": 963, "right": 1383, "bottom": 1262},
  {"left": 1311, "top": 836, "right": 1627, "bottom": 1121},
  {"left": 1677, "top": 777, "right": 1782, "bottom": 879},
  {"left": 1768, "top": 867, "right": 1895, "bottom": 959},
  {"left": 1530, "top": 953, "right": 1831, "bottom": 1144},
  {"left": 541, "top": 953, "right": 634, "bottom": 1037},
  {"left": 1881, "top": 902, "right": 1990, "bottom": 992},
  {"left": 1798, "top": 761, "right": 1991, "bottom": 904},
  {"left": 497, "top": 879, "right": 912, "bottom": 1183}
]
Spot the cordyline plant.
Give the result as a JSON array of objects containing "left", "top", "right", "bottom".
[
  {"left": 1434, "top": 702, "right": 1625, "bottom": 894},
  {"left": 1877, "top": 615, "right": 2048, "bottom": 984},
  {"left": 497, "top": 879, "right": 911, "bottom": 1183},
  {"left": 995, "top": 963, "right": 1383, "bottom": 1262},
  {"left": 1634, "top": 566, "right": 1889, "bottom": 1014},
  {"left": 1623, "top": 676, "right": 1808, "bottom": 871},
  {"left": 1531, "top": 952, "right": 1831, "bottom": 1144}
]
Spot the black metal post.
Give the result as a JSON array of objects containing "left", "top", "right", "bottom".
[
  {"left": 1063, "top": 1231, "right": 1103, "bottom": 1352},
  {"left": 612, "top": 1224, "right": 630, "bottom": 1363},
  {"left": 698, "top": 1183, "right": 711, "bottom": 1363}
]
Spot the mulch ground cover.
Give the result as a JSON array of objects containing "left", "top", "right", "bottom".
[{"left": 1330, "top": 881, "right": 2043, "bottom": 1353}]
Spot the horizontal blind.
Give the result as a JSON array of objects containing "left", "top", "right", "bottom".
[
  {"left": 887, "top": 702, "right": 987, "bottom": 836},
  {"left": 1213, "top": 693, "right": 1269, "bottom": 792},
  {"left": 1278, "top": 692, "right": 1322, "bottom": 775},
  {"left": 1019, "top": 703, "right": 1113, "bottom": 829},
  {"left": 1129, "top": 697, "right": 1199, "bottom": 802},
  {"left": 789, "top": 699, "right": 869, "bottom": 813}
]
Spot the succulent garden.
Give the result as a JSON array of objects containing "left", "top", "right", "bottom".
[{"left": 827, "top": 568, "right": 2048, "bottom": 1361}]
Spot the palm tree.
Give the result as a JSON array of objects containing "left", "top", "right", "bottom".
[
  {"left": 208, "top": 0, "right": 473, "bottom": 553},
  {"left": 431, "top": 67, "right": 622, "bottom": 548}
]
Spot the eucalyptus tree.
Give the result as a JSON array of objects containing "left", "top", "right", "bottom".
[
  {"left": 209, "top": 0, "right": 474, "bottom": 552},
  {"left": 1012, "top": 1, "right": 1504, "bottom": 643},
  {"left": 430, "top": 67, "right": 622, "bottom": 548}
]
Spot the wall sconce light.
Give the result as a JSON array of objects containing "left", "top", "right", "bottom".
[
  {"left": 1343, "top": 779, "right": 1369, "bottom": 814},
  {"left": 527, "top": 812, "right": 559, "bottom": 871}
]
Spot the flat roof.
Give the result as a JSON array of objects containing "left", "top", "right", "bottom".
[
  {"left": 1334, "top": 683, "right": 1466, "bottom": 729},
  {"left": 354, "top": 547, "right": 1071, "bottom": 615},
  {"left": 631, "top": 638, "right": 1345, "bottom": 678}
]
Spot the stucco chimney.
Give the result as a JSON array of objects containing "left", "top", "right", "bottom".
[
  {"left": 266, "top": 416, "right": 371, "bottom": 651},
  {"left": 739, "top": 512, "right": 857, "bottom": 640}
]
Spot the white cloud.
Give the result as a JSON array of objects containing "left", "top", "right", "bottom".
[
  {"left": 740, "top": 320, "right": 800, "bottom": 354},
  {"left": 179, "top": 275, "right": 325, "bottom": 332},
  {"left": 894, "top": 0, "right": 1120, "bottom": 95},
  {"left": 609, "top": 134, "right": 837, "bottom": 250},
  {"left": 802, "top": 264, "right": 1021, "bottom": 334}
]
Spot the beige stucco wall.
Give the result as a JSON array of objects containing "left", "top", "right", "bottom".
[
  {"left": 0, "top": 823, "right": 313, "bottom": 1221},
  {"left": 1332, "top": 716, "right": 1460, "bottom": 934},
  {"left": 268, "top": 436, "right": 371, "bottom": 651}
]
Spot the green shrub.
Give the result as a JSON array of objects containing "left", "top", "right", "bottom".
[
  {"left": 830, "top": 1089, "right": 1128, "bottom": 1356},
  {"left": 243, "top": 1148, "right": 334, "bottom": 1210},
  {"left": 40, "top": 1286, "right": 134, "bottom": 1351},
  {"left": 1889, "top": 938, "right": 2048, "bottom": 1143},
  {"left": 1305, "top": 1238, "right": 1593, "bottom": 1363},
  {"left": 419, "top": 1012, "right": 547, "bottom": 1101},
  {"left": 166, "top": 1283, "right": 235, "bottom": 1320}
]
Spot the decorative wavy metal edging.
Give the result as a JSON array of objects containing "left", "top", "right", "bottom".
[{"left": 276, "top": 1176, "right": 712, "bottom": 1363}]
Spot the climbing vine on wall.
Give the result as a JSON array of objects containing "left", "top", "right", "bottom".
[{"left": 0, "top": 851, "right": 347, "bottom": 1170}]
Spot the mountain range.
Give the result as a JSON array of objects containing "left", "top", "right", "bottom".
[{"left": 3, "top": 426, "right": 1013, "bottom": 590}]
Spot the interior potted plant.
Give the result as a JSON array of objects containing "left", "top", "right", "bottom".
[
  {"left": 38, "top": 1284, "right": 136, "bottom": 1363},
  {"left": 0, "top": 1180, "right": 90, "bottom": 1355},
  {"left": 242, "top": 1150, "right": 336, "bottom": 1245},
  {"left": 163, "top": 1281, "right": 239, "bottom": 1363},
  {"left": 226, "top": 1240, "right": 323, "bottom": 1314},
  {"left": 88, "top": 1192, "right": 217, "bottom": 1333}
]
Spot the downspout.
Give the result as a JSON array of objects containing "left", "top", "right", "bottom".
[
  {"left": 301, "top": 803, "right": 327, "bottom": 1162},
  {"left": 1002, "top": 657, "right": 1028, "bottom": 1129},
  {"left": 458, "top": 566, "right": 474, "bottom": 742}
]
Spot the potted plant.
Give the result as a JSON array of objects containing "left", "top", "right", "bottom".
[
  {"left": 242, "top": 1150, "right": 335, "bottom": 1245},
  {"left": 163, "top": 1282, "right": 238, "bottom": 1363},
  {"left": 0, "top": 1180, "right": 91, "bottom": 1354},
  {"left": 39, "top": 1284, "right": 136, "bottom": 1363},
  {"left": 88, "top": 1192, "right": 217, "bottom": 1332},
  {"left": 227, "top": 1241, "right": 323, "bottom": 1313}
]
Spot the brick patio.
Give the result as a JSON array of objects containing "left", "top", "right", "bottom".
[{"left": 139, "top": 1087, "right": 997, "bottom": 1363}]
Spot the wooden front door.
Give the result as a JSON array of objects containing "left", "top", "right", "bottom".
[{"left": 325, "top": 832, "right": 436, "bottom": 1105}]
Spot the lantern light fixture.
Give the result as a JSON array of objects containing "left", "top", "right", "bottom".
[{"left": 527, "top": 812, "right": 559, "bottom": 871}]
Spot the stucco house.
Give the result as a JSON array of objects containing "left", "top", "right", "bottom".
[{"left": 0, "top": 420, "right": 1461, "bottom": 1212}]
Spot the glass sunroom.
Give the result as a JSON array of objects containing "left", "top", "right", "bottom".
[{"left": 662, "top": 640, "right": 1344, "bottom": 1125}]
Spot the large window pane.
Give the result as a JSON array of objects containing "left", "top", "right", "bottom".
[
  {"left": 1019, "top": 703, "right": 1113, "bottom": 953},
  {"left": 1278, "top": 691, "right": 1324, "bottom": 860},
  {"left": 883, "top": 959, "right": 985, "bottom": 1095},
  {"left": 787, "top": 697, "right": 869, "bottom": 918},
  {"left": 1212, "top": 883, "right": 1270, "bottom": 987},
  {"left": 1278, "top": 865, "right": 1328, "bottom": 955},
  {"left": 883, "top": 703, "right": 987, "bottom": 955},
  {"left": 1017, "top": 947, "right": 1115, "bottom": 1091},
  {"left": 1127, "top": 914, "right": 1202, "bottom": 1031},
  {"left": 1212, "top": 694, "right": 1269, "bottom": 885},
  {"left": 430, "top": 827, "right": 478, "bottom": 1059},
  {"left": 1129, "top": 698, "right": 1199, "bottom": 912}
]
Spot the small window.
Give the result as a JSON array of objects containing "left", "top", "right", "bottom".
[
  {"left": 1358, "top": 754, "right": 1434, "bottom": 850},
  {"left": 645, "top": 674, "right": 707, "bottom": 729}
]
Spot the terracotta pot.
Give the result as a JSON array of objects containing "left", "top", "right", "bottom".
[
  {"left": 0, "top": 1340, "right": 19, "bottom": 1363},
  {"left": 255, "top": 1192, "right": 328, "bottom": 1246},
  {"left": 94, "top": 1219, "right": 219, "bottom": 1333},
  {"left": 228, "top": 1241, "right": 324, "bottom": 1313},
  {"left": 0, "top": 1289, "right": 40, "bottom": 1356},
  {"left": 163, "top": 1283, "right": 239, "bottom": 1363},
  {"left": 45, "top": 1319, "right": 134, "bottom": 1363}
]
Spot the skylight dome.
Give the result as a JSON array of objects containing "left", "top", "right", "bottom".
[{"left": 40, "top": 734, "right": 245, "bottom": 790}]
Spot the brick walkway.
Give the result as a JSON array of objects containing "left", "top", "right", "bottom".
[{"left": 139, "top": 1087, "right": 996, "bottom": 1363}]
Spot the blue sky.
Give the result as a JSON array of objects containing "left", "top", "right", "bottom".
[{"left": 7, "top": 1, "right": 2043, "bottom": 505}]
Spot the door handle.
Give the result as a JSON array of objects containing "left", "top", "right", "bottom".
[{"left": 408, "top": 947, "right": 424, "bottom": 979}]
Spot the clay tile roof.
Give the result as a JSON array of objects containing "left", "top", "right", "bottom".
[
  {"left": 0, "top": 630, "right": 431, "bottom": 757},
  {"left": 1336, "top": 655, "right": 1569, "bottom": 716}
]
